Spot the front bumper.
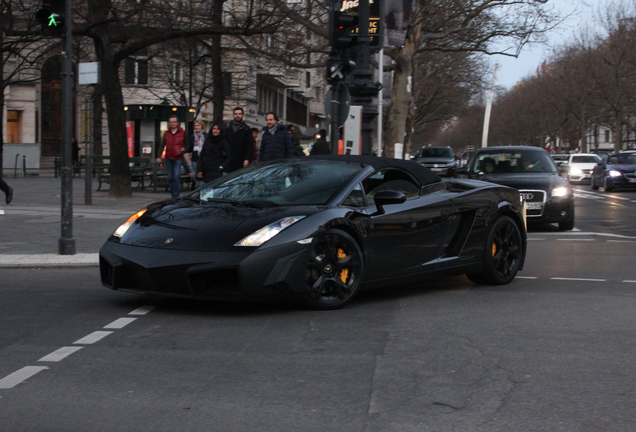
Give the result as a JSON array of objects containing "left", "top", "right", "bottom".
[
  {"left": 99, "top": 241, "right": 311, "bottom": 302},
  {"left": 527, "top": 199, "right": 574, "bottom": 224}
]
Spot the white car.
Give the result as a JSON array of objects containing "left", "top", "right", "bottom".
[{"left": 564, "top": 153, "right": 601, "bottom": 184}]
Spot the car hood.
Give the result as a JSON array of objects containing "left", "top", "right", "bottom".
[
  {"left": 114, "top": 200, "right": 322, "bottom": 252},
  {"left": 476, "top": 173, "right": 566, "bottom": 191}
]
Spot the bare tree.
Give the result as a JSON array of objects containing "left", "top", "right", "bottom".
[{"left": 384, "top": 0, "right": 556, "bottom": 157}]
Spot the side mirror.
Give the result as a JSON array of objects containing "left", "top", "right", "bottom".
[
  {"left": 456, "top": 167, "right": 469, "bottom": 176},
  {"left": 372, "top": 190, "right": 406, "bottom": 215}
]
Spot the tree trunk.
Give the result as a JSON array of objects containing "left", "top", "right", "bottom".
[
  {"left": 614, "top": 112, "right": 623, "bottom": 153},
  {"left": 0, "top": 29, "right": 4, "bottom": 176},
  {"left": 94, "top": 35, "right": 131, "bottom": 197},
  {"left": 211, "top": 0, "right": 225, "bottom": 124},
  {"left": 383, "top": 15, "right": 418, "bottom": 159}
]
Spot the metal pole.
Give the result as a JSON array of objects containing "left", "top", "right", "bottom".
[
  {"left": 349, "top": 0, "right": 379, "bottom": 156},
  {"left": 59, "top": 0, "right": 75, "bottom": 254},
  {"left": 377, "top": 49, "right": 383, "bottom": 157},
  {"left": 481, "top": 63, "right": 498, "bottom": 149},
  {"left": 330, "top": 83, "right": 340, "bottom": 154},
  {"left": 84, "top": 94, "right": 92, "bottom": 205}
]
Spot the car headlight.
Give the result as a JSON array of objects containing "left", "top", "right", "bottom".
[
  {"left": 569, "top": 168, "right": 583, "bottom": 175},
  {"left": 113, "top": 209, "right": 147, "bottom": 238},
  {"left": 235, "top": 216, "right": 305, "bottom": 247},
  {"left": 609, "top": 170, "right": 622, "bottom": 177},
  {"left": 551, "top": 187, "right": 571, "bottom": 198}
]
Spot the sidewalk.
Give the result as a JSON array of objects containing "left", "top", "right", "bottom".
[{"left": 0, "top": 169, "right": 172, "bottom": 268}]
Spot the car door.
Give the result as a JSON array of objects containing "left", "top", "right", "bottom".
[{"left": 361, "top": 169, "right": 457, "bottom": 281}]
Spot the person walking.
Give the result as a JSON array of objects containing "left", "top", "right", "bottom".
[
  {"left": 289, "top": 125, "right": 305, "bottom": 157},
  {"left": 225, "top": 107, "right": 254, "bottom": 172},
  {"left": 258, "top": 112, "right": 293, "bottom": 162},
  {"left": 157, "top": 115, "right": 187, "bottom": 198},
  {"left": 310, "top": 129, "right": 330, "bottom": 155},
  {"left": 185, "top": 120, "right": 208, "bottom": 188},
  {"left": 196, "top": 123, "right": 231, "bottom": 184},
  {"left": 0, "top": 178, "right": 13, "bottom": 204}
]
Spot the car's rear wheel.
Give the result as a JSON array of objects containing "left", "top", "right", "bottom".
[
  {"left": 467, "top": 216, "right": 523, "bottom": 285},
  {"left": 303, "top": 229, "right": 363, "bottom": 310}
]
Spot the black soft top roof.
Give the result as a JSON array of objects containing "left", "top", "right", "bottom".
[{"left": 306, "top": 154, "right": 442, "bottom": 186}]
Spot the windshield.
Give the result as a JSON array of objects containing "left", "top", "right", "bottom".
[
  {"left": 571, "top": 155, "right": 600, "bottom": 164},
  {"left": 473, "top": 151, "right": 557, "bottom": 174},
  {"left": 419, "top": 147, "right": 453, "bottom": 159},
  {"left": 193, "top": 161, "right": 362, "bottom": 205}
]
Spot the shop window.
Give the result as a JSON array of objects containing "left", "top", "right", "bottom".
[{"left": 7, "top": 110, "right": 22, "bottom": 143}]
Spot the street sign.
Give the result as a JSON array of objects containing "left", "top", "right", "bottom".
[{"left": 78, "top": 62, "right": 100, "bottom": 85}]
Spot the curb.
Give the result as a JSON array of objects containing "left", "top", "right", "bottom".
[{"left": 0, "top": 253, "right": 99, "bottom": 269}]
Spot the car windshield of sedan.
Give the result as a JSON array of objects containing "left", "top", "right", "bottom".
[
  {"left": 419, "top": 147, "right": 453, "bottom": 158},
  {"left": 195, "top": 162, "right": 362, "bottom": 206},
  {"left": 571, "top": 155, "right": 600, "bottom": 164},
  {"left": 473, "top": 151, "right": 557, "bottom": 174}
]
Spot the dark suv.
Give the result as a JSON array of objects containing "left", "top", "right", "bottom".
[{"left": 412, "top": 146, "right": 457, "bottom": 177}]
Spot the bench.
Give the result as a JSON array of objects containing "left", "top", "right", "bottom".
[
  {"left": 95, "top": 156, "right": 152, "bottom": 191},
  {"left": 149, "top": 159, "right": 193, "bottom": 193}
]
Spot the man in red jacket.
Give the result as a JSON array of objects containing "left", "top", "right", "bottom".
[{"left": 157, "top": 115, "right": 186, "bottom": 198}]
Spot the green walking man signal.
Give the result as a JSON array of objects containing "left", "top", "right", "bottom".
[{"left": 36, "top": 0, "right": 65, "bottom": 36}]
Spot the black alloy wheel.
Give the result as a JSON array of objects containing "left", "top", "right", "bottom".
[
  {"left": 304, "top": 229, "right": 363, "bottom": 310},
  {"left": 467, "top": 216, "right": 523, "bottom": 285}
]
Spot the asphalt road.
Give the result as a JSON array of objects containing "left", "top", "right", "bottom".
[{"left": 1, "top": 187, "right": 636, "bottom": 431}]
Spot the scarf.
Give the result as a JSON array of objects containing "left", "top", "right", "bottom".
[
  {"left": 193, "top": 131, "right": 205, "bottom": 153},
  {"left": 268, "top": 123, "right": 278, "bottom": 135},
  {"left": 232, "top": 119, "right": 244, "bottom": 133}
]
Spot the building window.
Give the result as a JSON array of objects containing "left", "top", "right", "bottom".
[
  {"left": 306, "top": 71, "right": 311, "bottom": 88},
  {"left": 223, "top": 72, "right": 232, "bottom": 97},
  {"left": 7, "top": 110, "right": 22, "bottom": 143},
  {"left": 125, "top": 48, "right": 148, "bottom": 85},
  {"left": 605, "top": 130, "right": 611, "bottom": 143}
]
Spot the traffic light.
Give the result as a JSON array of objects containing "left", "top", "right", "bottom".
[
  {"left": 36, "top": 0, "right": 65, "bottom": 36},
  {"left": 330, "top": 5, "right": 359, "bottom": 52}
]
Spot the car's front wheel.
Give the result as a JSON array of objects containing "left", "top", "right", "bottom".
[
  {"left": 303, "top": 229, "right": 364, "bottom": 310},
  {"left": 558, "top": 206, "right": 575, "bottom": 231},
  {"left": 467, "top": 216, "right": 523, "bottom": 285}
]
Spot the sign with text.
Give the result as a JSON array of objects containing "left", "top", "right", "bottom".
[
  {"left": 340, "top": 0, "right": 382, "bottom": 51},
  {"left": 78, "top": 62, "right": 100, "bottom": 85}
]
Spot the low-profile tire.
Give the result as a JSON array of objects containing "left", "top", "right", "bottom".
[
  {"left": 591, "top": 177, "right": 599, "bottom": 191},
  {"left": 302, "top": 229, "right": 364, "bottom": 310},
  {"left": 558, "top": 206, "right": 575, "bottom": 231},
  {"left": 467, "top": 215, "right": 523, "bottom": 285}
]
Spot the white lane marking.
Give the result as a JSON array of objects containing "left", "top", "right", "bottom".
[
  {"left": 527, "top": 238, "right": 545, "bottom": 241},
  {"left": 516, "top": 276, "right": 538, "bottom": 279},
  {"left": 551, "top": 277, "right": 607, "bottom": 282},
  {"left": 623, "top": 280, "right": 636, "bottom": 283},
  {"left": 104, "top": 317, "right": 137, "bottom": 329},
  {"left": 608, "top": 240, "right": 636, "bottom": 243},
  {"left": 573, "top": 189, "right": 633, "bottom": 200},
  {"left": 38, "top": 346, "right": 84, "bottom": 362},
  {"left": 0, "top": 366, "right": 49, "bottom": 389},
  {"left": 73, "top": 331, "right": 113, "bottom": 345},
  {"left": 129, "top": 305, "right": 156, "bottom": 316},
  {"left": 536, "top": 232, "right": 636, "bottom": 239},
  {"left": 556, "top": 238, "right": 594, "bottom": 241}
]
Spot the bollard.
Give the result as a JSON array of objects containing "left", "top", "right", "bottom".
[
  {"left": 22, "top": 155, "right": 26, "bottom": 177},
  {"left": 14, "top": 154, "right": 20, "bottom": 178}
]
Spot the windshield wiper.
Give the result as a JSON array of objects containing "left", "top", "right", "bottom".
[
  {"left": 241, "top": 199, "right": 281, "bottom": 208},
  {"left": 202, "top": 197, "right": 242, "bottom": 206},
  {"left": 181, "top": 196, "right": 201, "bottom": 203}
]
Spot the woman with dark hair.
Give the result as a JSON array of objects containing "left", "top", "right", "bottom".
[{"left": 196, "top": 123, "right": 231, "bottom": 184}]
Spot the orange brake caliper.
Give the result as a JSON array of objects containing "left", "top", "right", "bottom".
[{"left": 337, "top": 248, "right": 349, "bottom": 283}]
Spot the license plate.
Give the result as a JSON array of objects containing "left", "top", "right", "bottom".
[
  {"left": 628, "top": 178, "right": 636, "bottom": 183},
  {"left": 526, "top": 202, "right": 543, "bottom": 210},
  {"left": 431, "top": 168, "right": 443, "bottom": 171}
]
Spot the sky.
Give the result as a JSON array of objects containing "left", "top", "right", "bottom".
[{"left": 496, "top": 0, "right": 597, "bottom": 89}]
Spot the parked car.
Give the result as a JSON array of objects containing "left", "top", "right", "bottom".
[
  {"left": 100, "top": 155, "right": 527, "bottom": 309},
  {"left": 457, "top": 146, "right": 575, "bottom": 230},
  {"left": 562, "top": 153, "right": 602, "bottom": 184},
  {"left": 591, "top": 152, "right": 636, "bottom": 191},
  {"left": 411, "top": 146, "right": 458, "bottom": 177}
]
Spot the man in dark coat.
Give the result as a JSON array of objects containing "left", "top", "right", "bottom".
[
  {"left": 225, "top": 107, "right": 254, "bottom": 172},
  {"left": 258, "top": 112, "right": 293, "bottom": 162}
]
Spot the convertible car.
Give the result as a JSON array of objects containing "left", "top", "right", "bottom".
[{"left": 100, "top": 155, "right": 527, "bottom": 309}]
